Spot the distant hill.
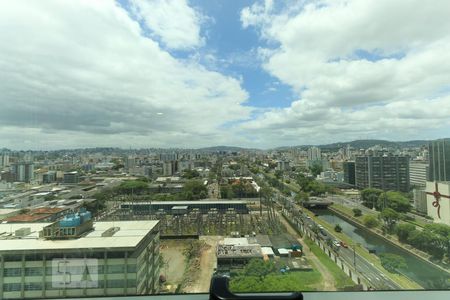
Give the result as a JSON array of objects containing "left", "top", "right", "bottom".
[
  {"left": 197, "top": 145, "right": 258, "bottom": 152},
  {"left": 319, "top": 139, "right": 429, "bottom": 149}
]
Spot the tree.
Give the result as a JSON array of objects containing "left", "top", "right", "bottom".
[
  {"left": 182, "top": 169, "right": 200, "bottom": 179},
  {"left": 334, "top": 224, "right": 343, "bottom": 233},
  {"left": 183, "top": 179, "right": 208, "bottom": 200},
  {"left": 241, "top": 259, "right": 276, "bottom": 281},
  {"left": 395, "top": 223, "right": 416, "bottom": 242},
  {"left": 115, "top": 180, "right": 149, "bottom": 194},
  {"left": 274, "top": 170, "right": 283, "bottom": 179},
  {"left": 379, "top": 253, "right": 406, "bottom": 273},
  {"left": 294, "top": 191, "right": 309, "bottom": 204},
  {"left": 380, "top": 208, "right": 399, "bottom": 232},
  {"left": 309, "top": 163, "right": 323, "bottom": 177},
  {"left": 360, "top": 188, "right": 383, "bottom": 209},
  {"left": 352, "top": 208, "right": 362, "bottom": 217},
  {"left": 378, "top": 191, "right": 411, "bottom": 213},
  {"left": 363, "top": 215, "right": 379, "bottom": 228}
]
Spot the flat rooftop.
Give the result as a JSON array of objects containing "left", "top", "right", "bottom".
[{"left": 0, "top": 220, "right": 159, "bottom": 252}]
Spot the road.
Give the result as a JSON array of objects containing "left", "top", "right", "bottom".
[{"left": 275, "top": 190, "right": 400, "bottom": 290}]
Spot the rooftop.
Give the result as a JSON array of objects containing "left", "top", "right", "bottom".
[{"left": 0, "top": 220, "right": 159, "bottom": 252}]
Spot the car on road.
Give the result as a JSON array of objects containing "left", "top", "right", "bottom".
[
  {"left": 333, "top": 240, "right": 341, "bottom": 248},
  {"left": 340, "top": 241, "right": 348, "bottom": 248}
]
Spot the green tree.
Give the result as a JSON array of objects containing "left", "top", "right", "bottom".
[
  {"left": 115, "top": 180, "right": 149, "bottom": 194},
  {"left": 363, "top": 215, "right": 379, "bottom": 228},
  {"left": 294, "top": 191, "right": 309, "bottom": 204},
  {"left": 274, "top": 170, "right": 283, "bottom": 179},
  {"left": 183, "top": 179, "right": 208, "bottom": 200},
  {"left": 378, "top": 191, "right": 411, "bottom": 213},
  {"left": 361, "top": 188, "right": 383, "bottom": 209},
  {"left": 334, "top": 224, "right": 343, "bottom": 233},
  {"left": 309, "top": 163, "right": 323, "bottom": 177},
  {"left": 182, "top": 169, "right": 200, "bottom": 179},
  {"left": 352, "top": 208, "right": 362, "bottom": 217},
  {"left": 241, "top": 259, "right": 276, "bottom": 281},
  {"left": 379, "top": 253, "right": 407, "bottom": 273},
  {"left": 395, "top": 223, "right": 416, "bottom": 242},
  {"left": 380, "top": 208, "right": 399, "bottom": 231}
]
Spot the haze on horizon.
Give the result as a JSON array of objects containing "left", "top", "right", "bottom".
[{"left": 1, "top": 0, "right": 450, "bottom": 150}]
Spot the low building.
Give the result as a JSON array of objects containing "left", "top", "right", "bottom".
[
  {"left": 0, "top": 219, "right": 160, "bottom": 299},
  {"left": 216, "top": 238, "right": 263, "bottom": 270},
  {"left": 413, "top": 188, "right": 427, "bottom": 214}
]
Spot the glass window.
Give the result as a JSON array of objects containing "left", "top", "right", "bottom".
[
  {"left": 3, "top": 283, "right": 22, "bottom": 292},
  {"left": 25, "top": 267, "right": 43, "bottom": 277},
  {"left": 3, "top": 268, "right": 22, "bottom": 277}
]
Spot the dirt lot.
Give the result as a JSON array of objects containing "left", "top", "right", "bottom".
[
  {"left": 183, "top": 236, "right": 221, "bottom": 293},
  {"left": 160, "top": 239, "right": 190, "bottom": 291}
]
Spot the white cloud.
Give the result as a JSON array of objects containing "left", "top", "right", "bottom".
[
  {"left": 0, "top": 0, "right": 251, "bottom": 149},
  {"left": 238, "top": 0, "right": 450, "bottom": 146},
  {"left": 129, "top": 0, "right": 205, "bottom": 50}
]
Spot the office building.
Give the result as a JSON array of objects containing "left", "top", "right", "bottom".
[
  {"left": 409, "top": 161, "right": 428, "bottom": 187},
  {"left": 413, "top": 188, "right": 427, "bottom": 214},
  {"left": 63, "top": 171, "right": 79, "bottom": 184},
  {"left": 162, "top": 161, "right": 177, "bottom": 176},
  {"left": 42, "top": 171, "right": 57, "bottom": 184},
  {"left": 355, "top": 155, "right": 410, "bottom": 192},
  {"left": 11, "top": 162, "right": 34, "bottom": 183},
  {"left": 276, "top": 161, "right": 290, "bottom": 171},
  {"left": 343, "top": 161, "right": 356, "bottom": 185},
  {"left": 0, "top": 218, "right": 160, "bottom": 299},
  {"left": 428, "top": 139, "right": 450, "bottom": 181}
]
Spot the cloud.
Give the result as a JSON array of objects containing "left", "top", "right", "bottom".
[
  {"left": 0, "top": 0, "right": 251, "bottom": 149},
  {"left": 129, "top": 0, "right": 205, "bottom": 50},
  {"left": 238, "top": 0, "right": 450, "bottom": 146}
]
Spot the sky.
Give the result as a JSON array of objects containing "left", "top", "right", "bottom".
[{"left": 1, "top": 0, "right": 450, "bottom": 150}]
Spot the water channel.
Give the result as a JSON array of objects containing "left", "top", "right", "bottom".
[{"left": 312, "top": 209, "right": 450, "bottom": 289}]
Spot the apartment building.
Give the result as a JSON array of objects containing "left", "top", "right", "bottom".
[{"left": 0, "top": 219, "right": 160, "bottom": 299}]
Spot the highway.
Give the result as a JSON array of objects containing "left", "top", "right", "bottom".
[{"left": 277, "top": 194, "right": 401, "bottom": 290}]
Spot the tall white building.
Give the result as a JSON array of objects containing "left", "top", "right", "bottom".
[
  {"left": 307, "top": 147, "right": 321, "bottom": 161},
  {"left": 0, "top": 220, "right": 160, "bottom": 299},
  {"left": 0, "top": 153, "right": 10, "bottom": 167},
  {"left": 409, "top": 161, "right": 428, "bottom": 187}
]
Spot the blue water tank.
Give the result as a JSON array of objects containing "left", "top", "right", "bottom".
[
  {"left": 59, "top": 214, "right": 81, "bottom": 227},
  {"left": 79, "top": 210, "right": 92, "bottom": 223}
]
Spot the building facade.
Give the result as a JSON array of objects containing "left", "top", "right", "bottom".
[
  {"left": 409, "top": 161, "right": 428, "bottom": 187},
  {"left": 343, "top": 161, "right": 356, "bottom": 185},
  {"left": 11, "top": 162, "right": 34, "bottom": 183},
  {"left": 0, "top": 220, "right": 160, "bottom": 299},
  {"left": 355, "top": 155, "right": 410, "bottom": 192},
  {"left": 428, "top": 139, "right": 450, "bottom": 182}
]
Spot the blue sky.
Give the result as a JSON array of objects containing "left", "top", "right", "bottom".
[{"left": 0, "top": 0, "right": 449, "bottom": 149}]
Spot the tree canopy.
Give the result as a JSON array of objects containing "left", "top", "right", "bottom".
[{"left": 379, "top": 253, "right": 407, "bottom": 273}]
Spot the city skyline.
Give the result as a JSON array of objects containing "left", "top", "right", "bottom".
[{"left": 1, "top": 0, "right": 450, "bottom": 149}]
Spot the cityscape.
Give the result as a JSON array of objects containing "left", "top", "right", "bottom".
[
  {"left": 1, "top": 0, "right": 450, "bottom": 299},
  {"left": 0, "top": 139, "right": 449, "bottom": 298}
]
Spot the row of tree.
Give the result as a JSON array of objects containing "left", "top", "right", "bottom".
[
  {"left": 360, "top": 189, "right": 411, "bottom": 213},
  {"left": 395, "top": 223, "right": 450, "bottom": 260}
]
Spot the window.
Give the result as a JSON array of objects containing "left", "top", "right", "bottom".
[
  {"left": 107, "top": 265, "right": 125, "bottom": 274},
  {"left": 24, "top": 283, "right": 42, "bottom": 291},
  {"left": 3, "top": 268, "right": 22, "bottom": 277},
  {"left": 3, "top": 283, "right": 22, "bottom": 292},
  {"left": 25, "top": 267, "right": 43, "bottom": 277}
]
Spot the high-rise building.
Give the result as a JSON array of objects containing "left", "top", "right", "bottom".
[
  {"left": 307, "top": 147, "right": 321, "bottom": 161},
  {"left": 343, "top": 161, "right": 356, "bottom": 185},
  {"left": 0, "top": 220, "right": 160, "bottom": 299},
  {"left": 413, "top": 188, "right": 427, "bottom": 214},
  {"left": 409, "top": 161, "right": 428, "bottom": 187},
  {"left": 42, "top": 171, "right": 57, "bottom": 184},
  {"left": 11, "top": 162, "right": 34, "bottom": 183},
  {"left": 428, "top": 139, "right": 450, "bottom": 181},
  {"left": 0, "top": 153, "right": 10, "bottom": 167},
  {"left": 355, "top": 155, "right": 410, "bottom": 192}
]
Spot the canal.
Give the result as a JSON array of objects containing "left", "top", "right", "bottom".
[{"left": 312, "top": 209, "right": 450, "bottom": 289}]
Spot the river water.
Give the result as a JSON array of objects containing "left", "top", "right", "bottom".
[{"left": 312, "top": 209, "right": 450, "bottom": 289}]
